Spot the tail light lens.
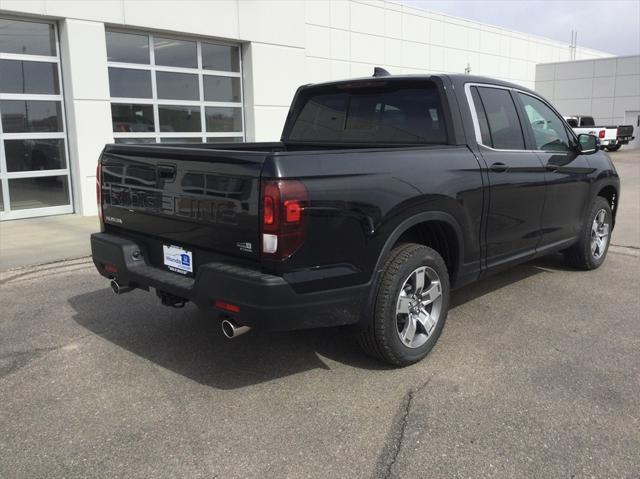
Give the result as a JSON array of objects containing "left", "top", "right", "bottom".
[
  {"left": 96, "top": 162, "right": 103, "bottom": 227},
  {"left": 261, "top": 180, "right": 308, "bottom": 260},
  {"left": 599, "top": 130, "right": 605, "bottom": 139}
]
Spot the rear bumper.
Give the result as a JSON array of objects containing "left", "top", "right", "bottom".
[
  {"left": 91, "top": 233, "right": 368, "bottom": 331},
  {"left": 616, "top": 136, "right": 634, "bottom": 144}
]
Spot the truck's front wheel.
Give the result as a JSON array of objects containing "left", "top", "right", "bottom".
[{"left": 358, "top": 243, "right": 450, "bottom": 366}]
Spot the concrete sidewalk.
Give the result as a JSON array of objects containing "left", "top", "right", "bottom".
[{"left": 0, "top": 214, "right": 99, "bottom": 272}]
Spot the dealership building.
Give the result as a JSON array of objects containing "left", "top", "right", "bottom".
[
  {"left": 535, "top": 55, "right": 640, "bottom": 150},
  {"left": 0, "top": 0, "right": 612, "bottom": 220}
]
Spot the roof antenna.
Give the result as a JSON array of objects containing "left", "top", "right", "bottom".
[{"left": 373, "top": 67, "right": 390, "bottom": 77}]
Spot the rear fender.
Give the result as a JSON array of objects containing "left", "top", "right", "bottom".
[{"left": 357, "top": 211, "right": 464, "bottom": 328}]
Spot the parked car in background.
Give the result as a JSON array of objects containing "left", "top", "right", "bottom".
[
  {"left": 565, "top": 115, "right": 635, "bottom": 151},
  {"left": 91, "top": 72, "right": 620, "bottom": 366}
]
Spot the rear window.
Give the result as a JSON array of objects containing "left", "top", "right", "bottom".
[
  {"left": 287, "top": 81, "right": 448, "bottom": 144},
  {"left": 579, "top": 117, "right": 595, "bottom": 127}
]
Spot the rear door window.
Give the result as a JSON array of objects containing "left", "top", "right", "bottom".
[
  {"left": 287, "top": 81, "right": 447, "bottom": 144},
  {"left": 475, "top": 87, "right": 525, "bottom": 150}
]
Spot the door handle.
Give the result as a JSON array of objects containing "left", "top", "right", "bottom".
[
  {"left": 490, "top": 162, "right": 508, "bottom": 173},
  {"left": 545, "top": 164, "right": 559, "bottom": 172}
]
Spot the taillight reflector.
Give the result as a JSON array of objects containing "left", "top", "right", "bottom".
[
  {"left": 214, "top": 300, "right": 240, "bottom": 313},
  {"left": 104, "top": 263, "right": 118, "bottom": 274}
]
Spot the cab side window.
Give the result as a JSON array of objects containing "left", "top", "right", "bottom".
[
  {"left": 474, "top": 86, "right": 525, "bottom": 150},
  {"left": 517, "top": 93, "right": 571, "bottom": 152}
]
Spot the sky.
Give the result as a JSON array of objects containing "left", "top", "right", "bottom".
[{"left": 403, "top": 0, "right": 640, "bottom": 56}]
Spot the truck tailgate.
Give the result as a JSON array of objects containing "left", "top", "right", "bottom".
[{"left": 99, "top": 144, "right": 266, "bottom": 264}]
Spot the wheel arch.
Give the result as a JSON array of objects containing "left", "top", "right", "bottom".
[
  {"left": 595, "top": 182, "right": 619, "bottom": 227},
  {"left": 358, "top": 211, "right": 464, "bottom": 328}
]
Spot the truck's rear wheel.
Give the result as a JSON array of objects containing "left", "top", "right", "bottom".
[
  {"left": 564, "top": 196, "right": 612, "bottom": 270},
  {"left": 605, "top": 144, "right": 622, "bottom": 152},
  {"left": 358, "top": 243, "right": 450, "bottom": 366}
]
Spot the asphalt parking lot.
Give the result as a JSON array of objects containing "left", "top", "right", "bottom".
[{"left": 1, "top": 149, "right": 639, "bottom": 478}]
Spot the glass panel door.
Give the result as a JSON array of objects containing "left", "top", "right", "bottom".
[
  {"left": 106, "top": 30, "right": 244, "bottom": 144},
  {"left": 0, "top": 17, "right": 72, "bottom": 220}
]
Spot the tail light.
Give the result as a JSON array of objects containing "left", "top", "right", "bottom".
[
  {"left": 261, "top": 179, "right": 309, "bottom": 260},
  {"left": 96, "top": 162, "right": 103, "bottom": 228},
  {"left": 599, "top": 130, "right": 605, "bottom": 139}
]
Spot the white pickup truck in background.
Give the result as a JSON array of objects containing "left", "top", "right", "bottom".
[{"left": 564, "top": 116, "right": 635, "bottom": 152}]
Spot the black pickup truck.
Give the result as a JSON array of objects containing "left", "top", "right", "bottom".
[{"left": 91, "top": 72, "right": 620, "bottom": 366}]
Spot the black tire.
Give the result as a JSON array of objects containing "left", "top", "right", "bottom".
[
  {"left": 564, "top": 196, "right": 612, "bottom": 270},
  {"left": 358, "top": 243, "right": 450, "bottom": 367},
  {"left": 605, "top": 144, "right": 622, "bottom": 152}
]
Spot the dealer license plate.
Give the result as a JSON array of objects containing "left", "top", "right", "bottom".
[{"left": 163, "top": 244, "right": 193, "bottom": 275}]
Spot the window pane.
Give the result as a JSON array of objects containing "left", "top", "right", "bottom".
[
  {"left": 1, "top": 100, "right": 63, "bottom": 133},
  {"left": 159, "top": 105, "right": 201, "bottom": 132},
  {"left": 0, "top": 19, "right": 55, "bottom": 56},
  {"left": 206, "top": 137, "right": 243, "bottom": 143},
  {"left": 0, "top": 183, "right": 3, "bottom": 211},
  {"left": 108, "top": 68, "right": 152, "bottom": 98},
  {"left": 154, "top": 37, "right": 197, "bottom": 68},
  {"left": 156, "top": 72, "right": 198, "bottom": 101},
  {"left": 160, "top": 137, "right": 202, "bottom": 143},
  {"left": 114, "top": 137, "right": 156, "bottom": 144},
  {"left": 202, "top": 43, "right": 240, "bottom": 72},
  {"left": 470, "top": 86, "right": 492, "bottom": 146},
  {"left": 8, "top": 176, "right": 70, "bottom": 210},
  {"left": 111, "top": 104, "right": 155, "bottom": 132},
  {"left": 288, "top": 82, "right": 447, "bottom": 143},
  {"left": 0, "top": 60, "right": 59, "bottom": 94},
  {"left": 518, "top": 93, "right": 571, "bottom": 152},
  {"left": 106, "top": 31, "right": 149, "bottom": 64},
  {"left": 477, "top": 87, "right": 524, "bottom": 150},
  {"left": 205, "top": 107, "right": 242, "bottom": 132},
  {"left": 580, "top": 117, "right": 595, "bottom": 127},
  {"left": 5, "top": 139, "right": 66, "bottom": 172},
  {"left": 203, "top": 76, "right": 241, "bottom": 102}
]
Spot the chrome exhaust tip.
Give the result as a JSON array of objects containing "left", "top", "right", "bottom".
[
  {"left": 221, "top": 319, "right": 251, "bottom": 339},
  {"left": 110, "top": 279, "right": 132, "bottom": 295}
]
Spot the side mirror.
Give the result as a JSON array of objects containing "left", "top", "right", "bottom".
[{"left": 577, "top": 133, "right": 598, "bottom": 154}]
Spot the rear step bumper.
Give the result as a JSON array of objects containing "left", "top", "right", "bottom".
[{"left": 90, "top": 233, "right": 367, "bottom": 331}]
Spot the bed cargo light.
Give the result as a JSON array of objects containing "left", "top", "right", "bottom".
[{"left": 261, "top": 180, "right": 308, "bottom": 259}]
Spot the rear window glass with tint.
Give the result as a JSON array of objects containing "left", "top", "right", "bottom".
[
  {"left": 287, "top": 81, "right": 448, "bottom": 144},
  {"left": 579, "top": 117, "right": 595, "bottom": 127}
]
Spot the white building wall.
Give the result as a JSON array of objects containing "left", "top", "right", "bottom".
[
  {"left": 0, "top": 0, "right": 612, "bottom": 216},
  {"left": 302, "top": 1, "right": 610, "bottom": 90},
  {"left": 535, "top": 55, "right": 640, "bottom": 128}
]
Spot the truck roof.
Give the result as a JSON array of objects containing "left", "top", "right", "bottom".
[{"left": 303, "top": 73, "right": 539, "bottom": 97}]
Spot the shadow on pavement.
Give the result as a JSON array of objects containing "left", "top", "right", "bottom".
[
  {"left": 69, "top": 254, "right": 561, "bottom": 390},
  {"left": 69, "top": 288, "right": 388, "bottom": 390},
  {"left": 450, "top": 253, "right": 566, "bottom": 309}
]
